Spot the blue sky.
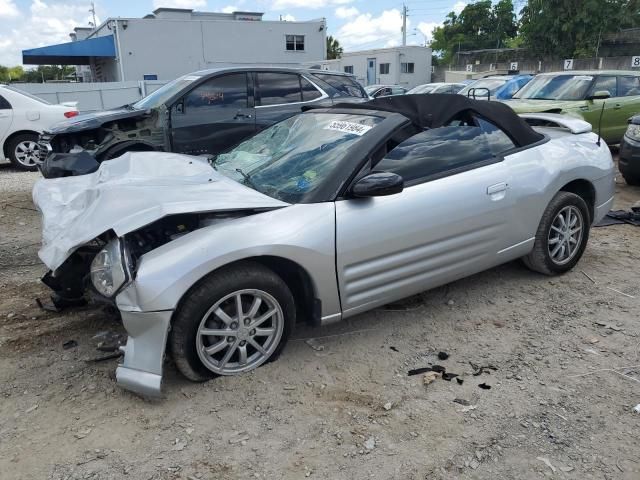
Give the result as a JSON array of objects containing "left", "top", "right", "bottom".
[{"left": 0, "top": 0, "right": 469, "bottom": 66}]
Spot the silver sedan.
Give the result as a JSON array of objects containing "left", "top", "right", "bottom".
[{"left": 33, "top": 96, "right": 615, "bottom": 397}]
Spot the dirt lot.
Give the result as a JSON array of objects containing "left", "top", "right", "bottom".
[{"left": 0, "top": 159, "right": 639, "bottom": 480}]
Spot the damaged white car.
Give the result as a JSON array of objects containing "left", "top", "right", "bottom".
[{"left": 33, "top": 95, "right": 615, "bottom": 397}]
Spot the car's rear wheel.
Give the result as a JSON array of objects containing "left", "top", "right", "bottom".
[
  {"left": 7, "top": 134, "right": 41, "bottom": 171},
  {"left": 169, "top": 261, "right": 295, "bottom": 382},
  {"left": 523, "top": 191, "right": 590, "bottom": 275},
  {"left": 622, "top": 173, "right": 640, "bottom": 186}
]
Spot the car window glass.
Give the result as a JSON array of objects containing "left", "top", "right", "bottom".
[
  {"left": 476, "top": 116, "right": 516, "bottom": 155},
  {"left": 311, "top": 73, "right": 366, "bottom": 98},
  {"left": 618, "top": 76, "right": 640, "bottom": 96},
  {"left": 257, "top": 72, "right": 302, "bottom": 106},
  {"left": 183, "top": 73, "right": 248, "bottom": 110},
  {"left": 391, "top": 87, "right": 405, "bottom": 95},
  {"left": 589, "top": 76, "right": 617, "bottom": 97},
  {"left": 0, "top": 94, "right": 11, "bottom": 110},
  {"left": 301, "top": 76, "right": 322, "bottom": 102},
  {"left": 375, "top": 126, "right": 495, "bottom": 183},
  {"left": 214, "top": 113, "right": 383, "bottom": 203}
]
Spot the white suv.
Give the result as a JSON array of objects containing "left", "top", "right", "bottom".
[{"left": 0, "top": 85, "right": 78, "bottom": 171}]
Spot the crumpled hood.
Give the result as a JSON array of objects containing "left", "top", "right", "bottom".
[
  {"left": 33, "top": 152, "right": 288, "bottom": 271},
  {"left": 45, "top": 107, "right": 149, "bottom": 134},
  {"left": 502, "top": 98, "right": 585, "bottom": 114}
]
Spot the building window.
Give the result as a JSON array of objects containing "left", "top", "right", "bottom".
[
  {"left": 344, "top": 66, "right": 354, "bottom": 74},
  {"left": 401, "top": 62, "right": 415, "bottom": 74},
  {"left": 379, "top": 63, "right": 390, "bottom": 75},
  {"left": 286, "top": 35, "right": 305, "bottom": 51}
]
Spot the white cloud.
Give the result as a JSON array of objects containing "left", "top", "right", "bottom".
[
  {"left": 0, "top": 0, "right": 19, "bottom": 18},
  {"left": 0, "top": 1, "right": 101, "bottom": 66},
  {"left": 152, "top": 0, "right": 207, "bottom": 8},
  {"left": 281, "top": 14, "right": 296, "bottom": 21},
  {"left": 272, "top": 0, "right": 352, "bottom": 10},
  {"left": 453, "top": 1, "right": 466, "bottom": 15},
  {"left": 221, "top": 5, "right": 237, "bottom": 13},
  {"left": 335, "top": 6, "right": 358, "bottom": 19},
  {"left": 336, "top": 9, "right": 405, "bottom": 50},
  {"left": 416, "top": 21, "right": 440, "bottom": 44}
]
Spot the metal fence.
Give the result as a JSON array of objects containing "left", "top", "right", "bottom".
[
  {"left": 13, "top": 80, "right": 168, "bottom": 113},
  {"left": 433, "top": 55, "right": 640, "bottom": 82}
]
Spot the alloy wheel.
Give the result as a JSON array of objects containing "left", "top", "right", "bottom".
[
  {"left": 196, "top": 289, "right": 284, "bottom": 375},
  {"left": 14, "top": 141, "right": 41, "bottom": 167},
  {"left": 547, "top": 205, "right": 584, "bottom": 265}
]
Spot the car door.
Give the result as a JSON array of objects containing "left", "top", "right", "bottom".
[
  {"left": 170, "top": 72, "right": 255, "bottom": 155},
  {"left": 580, "top": 75, "right": 620, "bottom": 142},
  {"left": 335, "top": 117, "right": 517, "bottom": 316},
  {"left": 615, "top": 75, "right": 640, "bottom": 140},
  {"left": 0, "top": 93, "right": 13, "bottom": 147},
  {"left": 254, "top": 72, "right": 323, "bottom": 133}
]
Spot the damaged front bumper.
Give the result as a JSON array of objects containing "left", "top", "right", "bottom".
[{"left": 115, "top": 308, "right": 172, "bottom": 397}]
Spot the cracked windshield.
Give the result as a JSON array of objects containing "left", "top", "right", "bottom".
[{"left": 213, "top": 113, "right": 382, "bottom": 202}]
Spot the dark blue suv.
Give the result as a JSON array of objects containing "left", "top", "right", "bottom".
[{"left": 39, "top": 67, "right": 367, "bottom": 177}]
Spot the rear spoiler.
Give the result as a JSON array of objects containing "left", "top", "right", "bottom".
[{"left": 518, "top": 113, "right": 592, "bottom": 134}]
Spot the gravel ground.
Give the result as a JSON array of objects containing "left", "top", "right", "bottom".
[{"left": 0, "top": 159, "right": 639, "bottom": 480}]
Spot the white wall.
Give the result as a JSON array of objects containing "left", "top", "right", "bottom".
[
  {"left": 15, "top": 81, "right": 167, "bottom": 112},
  {"left": 312, "top": 46, "right": 432, "bottom": 89},
  {"left": 91, "top": 18, "right": 326, "bottom": 81}
]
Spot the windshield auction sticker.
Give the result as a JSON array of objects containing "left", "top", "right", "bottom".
[{"left": 324, "top": 120, "right": 373, "bottom": 136}]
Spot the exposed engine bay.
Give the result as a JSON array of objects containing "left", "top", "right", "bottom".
[
  {"left": 39, "top": 108, "right": 167, "bottom": 176},
  {"left": 41, "top": 211, "right": 252, "bottom": 310}
]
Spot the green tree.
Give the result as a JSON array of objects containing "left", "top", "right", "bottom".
[
  {"left": 0, "top": 65, "right": 25, "bottom": 82},
  {"left": 430, "top": 0, "right": 518, "bottom": 63},
  {"left": 326, "top": 35, "right": 343, "bottom": 60},
  {"left": 21, "top": 65, "right": 76, "bottom": 83},
  {"left": 519, "top": 0, "right": 640, "bottom": 58}
]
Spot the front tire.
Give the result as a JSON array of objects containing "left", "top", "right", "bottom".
[
  {"left": 7, "top": 134, "right": 41, "bottom": 171},
  {"left": 169, "top": 261, "right": 295, "bottom": 382},
  {"left": 523, "top": 191, "right": 590, "bottom": 275}
]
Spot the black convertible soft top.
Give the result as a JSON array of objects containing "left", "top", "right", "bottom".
[{"left": 329, "top": 94, "right": 544, "bottom": 147}]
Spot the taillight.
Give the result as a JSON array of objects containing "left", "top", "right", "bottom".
[{"left": 64, "top": 111, "right": 79, "bottom": 118}]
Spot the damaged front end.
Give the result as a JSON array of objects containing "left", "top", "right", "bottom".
[
  {"left": 33, "top": 152, "right": 287, "bottom": 396},
  {"left": 39, "top": 107, "right": 167, "bottom": 178}
]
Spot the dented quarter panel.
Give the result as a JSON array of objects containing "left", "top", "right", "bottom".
[{"left": 116, "top": 202, "right": 340, "bottom": 320}]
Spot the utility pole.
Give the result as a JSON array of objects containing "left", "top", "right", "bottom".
[
  {"left": 402, "top": 4, "right": 407, "bottom": 46},
  {"left": 89, "top": 2, "right": 97, "bottom": 28}
]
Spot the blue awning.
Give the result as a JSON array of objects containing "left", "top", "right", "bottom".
[{"left": 22, "top": 35, "right": 116, "bottom": 65}]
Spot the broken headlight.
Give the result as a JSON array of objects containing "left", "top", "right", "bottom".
[{"left": 90, "top": 238, "right": 129, "bottom": 297}]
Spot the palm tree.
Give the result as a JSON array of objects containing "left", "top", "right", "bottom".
[{"left": 326, "top": 36, "right": 343, "bottom": 60}]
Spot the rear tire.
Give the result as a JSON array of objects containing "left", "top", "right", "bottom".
[
  {"left": 523, "top": 191, "right": 590, "bottom": 276},
  {"left": 7, "top": 133, "right": 40, "bottom": 171},
  {"left": 622, "top": 173, "right": 640, "bottom": 186},
  {"left": 169, "top": 261, "right": 295, "bottom": 382}
]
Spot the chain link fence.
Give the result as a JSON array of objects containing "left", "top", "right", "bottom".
[{"left": 433, "top": 55, "right": 640, "bottom": 82}]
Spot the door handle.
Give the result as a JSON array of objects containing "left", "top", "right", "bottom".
[
  {"left": 0, "top": 112, "right": 9, "bottom": 118},
  {"left": 614, "top": 104, "right": 622, "bottom": 109},
  {"left": 234, "top": 112, "right": 252, "bottom": 119},
  {"left": 487, "top": 182, "right": 508, "bottom": 195}
]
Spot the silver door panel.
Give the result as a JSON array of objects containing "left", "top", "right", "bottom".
[{"left": 336, "top": 162, "right": 514, "bottom": 314}]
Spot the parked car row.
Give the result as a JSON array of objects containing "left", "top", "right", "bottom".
[{"left": 4, "top": 66, "right": 640, "bottom": 185}]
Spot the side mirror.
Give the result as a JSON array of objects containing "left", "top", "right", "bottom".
[
  {"left": 173, "top": 101, "right": 184, "bottom": 114},
  {"left": 351, "top": 172, "right": 404, "bottom": 198},
  {"left": 587, "top": 90, "right": 611, "bottom": 100}
]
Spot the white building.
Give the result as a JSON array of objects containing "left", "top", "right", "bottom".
[
  {"left": 23, "top": 8, "right": 326, "bottom": 82},
  {"left": 309, "top": 46, "right": 432, "bottom": 89}
]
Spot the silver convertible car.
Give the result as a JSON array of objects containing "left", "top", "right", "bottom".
[{"left": 33, "top": 95, "right": 615, "bottom": 397}]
